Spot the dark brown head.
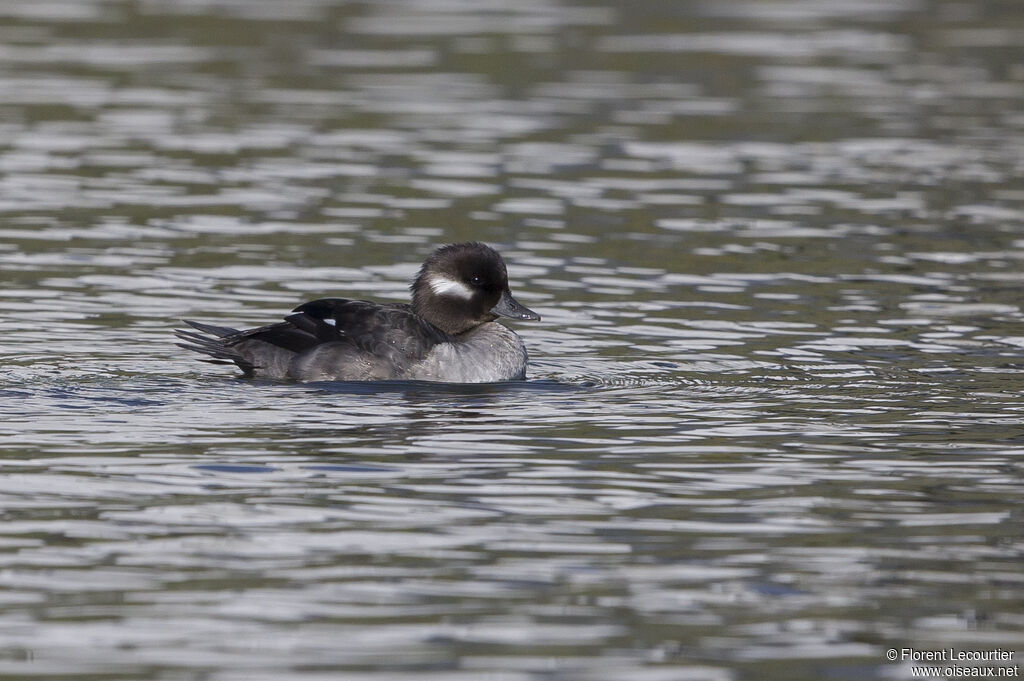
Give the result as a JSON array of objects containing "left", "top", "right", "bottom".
[{"left": 410, "top": 242, "right": 540, "bottom": 335}]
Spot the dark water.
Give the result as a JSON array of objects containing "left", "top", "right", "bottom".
[{"left": 2, "top": 1, "right": 1023, "bottom": 679}]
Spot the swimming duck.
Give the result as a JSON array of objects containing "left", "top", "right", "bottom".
[{"left": 176, "top": 242, "right": 540, "bottom": 382}]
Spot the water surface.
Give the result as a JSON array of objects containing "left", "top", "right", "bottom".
[{"left": 2, "top": 1, "right": 1024, "bottom": 679}]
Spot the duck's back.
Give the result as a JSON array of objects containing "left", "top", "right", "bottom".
[
  {"left": 184, "top": 299, "right": 451, "bottom": 381},
  {"left": 285, "top": 299, "right": 450, "bottom": 381}
]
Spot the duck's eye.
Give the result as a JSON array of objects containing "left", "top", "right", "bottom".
[{"left": 471, "top": 275, "right": 483, "bottom": 286}]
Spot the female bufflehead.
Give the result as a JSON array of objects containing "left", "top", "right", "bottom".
[{"left": 176, "top": 242, "right": 540, "bottom": 382}]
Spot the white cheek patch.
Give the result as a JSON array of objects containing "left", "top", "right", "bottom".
[{"left": 427, "top": 275, "right": 475, "bottom": 300}]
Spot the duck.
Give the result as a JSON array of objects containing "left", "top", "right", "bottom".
[{"left": 175, "top": 242, "right": 541, "bottom": 382}]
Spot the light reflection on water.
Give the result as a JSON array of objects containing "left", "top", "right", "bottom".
[{"left": 1, "top": 0, "right": 1024, "bottom": 679}]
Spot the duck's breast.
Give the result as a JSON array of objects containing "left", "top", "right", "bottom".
[{"left": 407, "top": 323, "right": 528, "bottom": 383}]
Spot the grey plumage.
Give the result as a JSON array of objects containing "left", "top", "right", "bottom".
[{"left": 176, "top": 242, "right": 540, "bottom": 383}]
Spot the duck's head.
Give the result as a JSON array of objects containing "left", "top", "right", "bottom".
[{"left": 410, "top": 242, "right": 540, "bottom": 335}]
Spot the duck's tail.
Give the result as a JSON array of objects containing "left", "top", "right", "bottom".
[{"left": 175, "top": 320, "right": 255, "bottom": 375}]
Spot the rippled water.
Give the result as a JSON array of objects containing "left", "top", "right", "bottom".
[{"left": 2, "top": 1, "right": 1024, "bottom": 679}]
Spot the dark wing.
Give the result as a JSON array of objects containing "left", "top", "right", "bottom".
[
  {"left": 290, "top": 298, "right": 451, "bottom": 362},
  {"left": 177, "top": 318, "right": 319, "bottom": 354},
  {"left": 177, "top": 299, "right": 450, "bottom": 378}
]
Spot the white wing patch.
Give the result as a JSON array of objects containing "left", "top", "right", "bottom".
[
  {"left": 427, "top": 275, "right": 474, "bottom": 300},
  {"left": 322, "top": 318, "right": 337, "bottom": 326}
]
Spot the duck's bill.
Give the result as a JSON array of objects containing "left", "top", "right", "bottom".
[{"left": 492, "top": 289, "right": 541, "bottom": 321}]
